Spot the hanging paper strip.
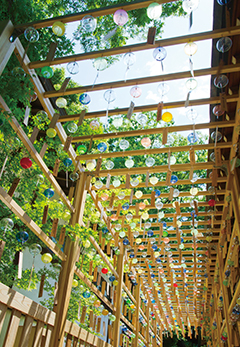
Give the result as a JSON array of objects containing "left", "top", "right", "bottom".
[
  {"left": 38, "top": 273, "right": 45, "bottom": 297},
  {"left": 42, "top": 205, "right": 49, "bottom": 224},
  {"left": 53, "top": 159, "right": 60, "bottom": 177},
  {"left": 147, "top": 27, "right": 156, "bottom": 44}
]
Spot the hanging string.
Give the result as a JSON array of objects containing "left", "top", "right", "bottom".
[
  {"left": 124, "top": 63, "right": 130, "bottom": 82},
  {"left": 91, "top": 71, "right": 99, "bottom": 90}
]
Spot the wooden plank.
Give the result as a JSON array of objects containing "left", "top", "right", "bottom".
[
  {"left": 0, "top": 21, "right": 15, "bottom": 75},
  {"left": 44, "top": 325, "right": 53, "bottom": 347},
  {"left": 14, "top": 38, "right": 84, "bottom": 179},
  {"left": 112, "top": 243, "right": 124, "bottom": 347},
  {"left": 19, "top": 316, "right": 34, "bottom": 347},
  {"left": 0, "top": 302, "right": 8, "bottom": 332},
  {"left": 50, "top": 237, "right": 80, "bottom": 346},
  {"left": 44, "top": 64, "right": 240, "bottom": 98},
  {"left": 0, "top": 96, "right": 74, "bottom": 212},
  {"left": 3, "top": 309, "right": 22, "bottom": 347},
  {"left": 33, "top": 321, "right": 44, "bottom": 347},
  {"left": 0, "top": 187, "right": 66, "bottom": 261},
  {"left": 29, "top": 25, "right": 240, "bottom": 67}
]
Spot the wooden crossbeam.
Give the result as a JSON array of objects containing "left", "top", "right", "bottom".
[
  {"left": 111, "top": 200, "right": 225, "bottom": 211},
  {"left": 76, "top": 142, "right": 232, "bottom": 161},
  {"left": 91, "top": 177, "right": 227, "bottom": 190},
  {"left": 17, "top": 0, "right": 177, "bottom": 29},
  {"left": 60, "top": 96, "right": 238, "bottom": 121},
  {"left": 43, "top": 64, "right": 240, "bottom": 98},
  {"left": 0, "top": 187, "right": 66, "bottom": 261},
  {"left": 93, "top": 161, "right": 223, "bottom": 177},
  {"left": 0, "top": 96, "right": 75, "bottom": 213},
  {"left": 14, "top": 37, "right": 84, "bottom": 174},
  {"left": 28, "top": 26, "right": 240, "bottom": 69}
]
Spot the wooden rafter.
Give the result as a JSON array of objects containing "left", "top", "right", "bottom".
[{"left": 44, "top": 64, "right": 240, "bottom": 98}]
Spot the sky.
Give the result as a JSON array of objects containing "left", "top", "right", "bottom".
[{"left": 58, "top": 0, "right": 214, "bottom": 138}]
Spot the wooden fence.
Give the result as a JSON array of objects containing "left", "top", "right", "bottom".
[{"left": 0, "top": 283, "right": 112, "bottom": 347}]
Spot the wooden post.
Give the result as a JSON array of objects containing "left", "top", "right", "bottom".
[
  {"left": 50, "top": 173, "right": 87, "bottom": 347},
  {"left": 133, "top": 274, "right": 141, "bottom": 347},
  {"left": 113, "top": 242, "right": 124, "bottom": 347},
  {"left": 146, "top": 304, "right": 150, "bottom": 347}
]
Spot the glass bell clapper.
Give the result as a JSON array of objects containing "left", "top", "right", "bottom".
[
  {"left": 153, "top": 46, "right": 167, "bottom": 71},
  {"left": 123, "top": 52, "right": 136, "bottom": 82},
  {"left": 16, "top": 231, "right": 29, "bottom": 279},
  {"left": 28, "top": 243, "right": 42, "bottom": 289},
  {"left": 63, "top": 158, "right": 73, "bottom": 188},
  {"left": 185, "top": 78, "right": 198, "bottom": 107},
  {"left": 103, "top": 9, "right": 128, "bottom": 41},
  {"left": 184, "top": 42, "right": 197, "bottom": 77},
  {"left": 182, "top": 0, "right": 199, "bottom": 29},
  {"left": 103, "top": 89, "right": 116, "bottom": 128},
  {"left": 92, "top": 57, "right": 108, "bottom": 89}
]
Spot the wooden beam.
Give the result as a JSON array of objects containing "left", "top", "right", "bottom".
[
  {"left": 98, "top": 190, "right": 226, "bottom": 201},
  {"left": 14, "top": 37, "right": 83, "bottom": 174},
  {"left": 50, "top": 171, "right": 87, "bottom": 346},
  {"left": 74, "top": 267, "right": 114, "bottom": 311},
  {"left": 0, "top": 20, "right": 16, "bottom": 75},
  {"left": 111, "top": 201, "right": 225, "bottom": 212},
  {"left": 44, "top": 64, "right": 240, "bottom": 98},
  {"left": 0, "top": 95, "right": 74, "bottom": 213},
  {"left": 0, "top": 187, "right": 66, "bottom": 261},
  {"left": 133, "top": 275, "right": 141, "bottom": 347},
  {"left": 16, "top": 0, "right": 177, "bottom": 29},
  {"left": 92, "top": 177, "right": 227, "bottom": 191},
  {"left": 113, "top": 242, "right": 124, "bottom": 347},
  {"left": 28, "top": 26, "right": 240, "bottom": 69},
  {"left": 89, "top": 235, "right": 118, "bottom": 279},
  {"left": 62, "top": 95, "right": 238, "bottom": 121},
  {"left": 77, "top": 142, "right": 232, "bottom": 161},
  {"left": 72, "top": 120, "right": 235, "bottom": 141},
  {"left": 93, "top": 161, "right": 222, "bottom": 177}
]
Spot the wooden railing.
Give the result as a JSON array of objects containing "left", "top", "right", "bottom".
[{"left": 0, "top": 283, "right": 112, "bottom": 347}]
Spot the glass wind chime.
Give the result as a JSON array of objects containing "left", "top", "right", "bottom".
[
  {"left": 103, "top": 9, "right": 128, "bottom": 41},
  {"left": 182, "top": 0, "right": 199, "bottom": 29}
]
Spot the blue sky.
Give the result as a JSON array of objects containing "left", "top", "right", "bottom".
[{"left": 60, "top": 0, "right": 214, "bottom": 137}]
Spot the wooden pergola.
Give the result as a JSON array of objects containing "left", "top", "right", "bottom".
[{"left": 0, "top": 1, "right": 240, "bottom": 347}]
